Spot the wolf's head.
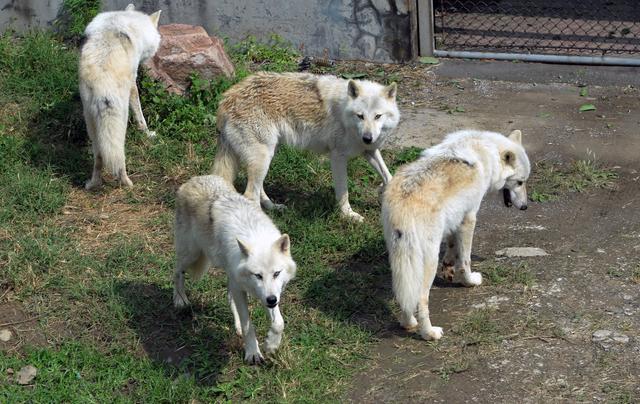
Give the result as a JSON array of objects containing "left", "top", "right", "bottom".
[
  {"left": 343, "top": 79, "right": 400, "bottom": 148},
  {"left": 236, "top": 234, "right": 297, "bottom": 309},
  {"left": 499, "top": 130, "right": 531, "bottom": 210},
  {"left": 121, "top": 4, "right": 161, "bottom": 61}
]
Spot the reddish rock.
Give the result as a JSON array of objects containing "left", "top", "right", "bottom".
[{"left": 145, "top": 24, "right": 235, "bottom": 94}]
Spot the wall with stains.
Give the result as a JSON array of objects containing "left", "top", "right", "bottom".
[
  {"left": 0, "top": 0, "right": 418, "bottom": 62},
  {"left": 0, "top": 0, "right": 62, "bottom": 30}
]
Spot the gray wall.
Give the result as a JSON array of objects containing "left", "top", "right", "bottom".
[
  {"left": 0, "top": 0, "right": 62, "bottom": 30},
  {"left": 0, "top": 0, "right": 418, "bottom": 62}
]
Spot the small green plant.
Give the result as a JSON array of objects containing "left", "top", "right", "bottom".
[
  {"left": 528, "top": 157, "right": 617, "bottom": 202},
  {"left": 480, "top": 263, "right": 535, "bottom": 287},
  {"left": 55, "top": 0, "right": 101, "bottom": 39},
  {"left": 230, "top": 34, "right": 300, "bottom": 72}
]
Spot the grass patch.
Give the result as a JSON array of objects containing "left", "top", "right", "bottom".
[
  {"left": 529, "top": 158, "right": 618, "bottom": 202},
  {"left": 0, "top": 31, "right": 419, "bottom": 401},
  {"left": 479, "top": 262, "right": 535, "bottom": 287}
]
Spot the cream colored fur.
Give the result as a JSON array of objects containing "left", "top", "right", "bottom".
[
  {"left": 79, "top": 4, "right": 161, "bottom": 190},
  {"left": 213, "top": 72, "right": 400, "bottom": 222},
  {"left": 382, "top": 129, "right": 530, "bottom": 341},
  {"left": 173, "top": 175, "right": 297, "bottom": 364}
]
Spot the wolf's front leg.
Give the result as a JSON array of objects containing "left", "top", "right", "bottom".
[
  {"left": 265, "top": 306, "right": 285, "bottom": 354},
  {"left": 330, "top": 152, "right": 363, "bottom": 222},
  {"left": 363, "top": 149, "right": 392, "bottom": 184},
  {"left": 229, "top": 288, "right": 263, "bottom": 364},
  {"left": 129, "top": 83, "right": 156, "bottom": 138},
  {"left": 454, "top": 213, "right": 482, "bottom": 287}
]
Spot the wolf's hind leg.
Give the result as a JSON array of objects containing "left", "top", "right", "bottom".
[
  {"left": 418, "top": 246, "right": 443, "bottom": 340},
  {"left": 441, "top": 234, "right": 457, "bottom": 282},
  {"left": 454, "top": 213, "right": 482, "bottom": 287},
  {"left": 244, "top": 145, "right": 278, "bottom": 210}
]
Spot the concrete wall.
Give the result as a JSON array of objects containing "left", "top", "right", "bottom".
[
  {"left": 0, "top": 0, "right": 418, "bottom": 62},
  {"left": 0, "top": 0, "right": 62, "bottom": 30}
]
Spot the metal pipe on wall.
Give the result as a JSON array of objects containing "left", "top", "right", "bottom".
[{"left": 433, "top": 50, "right": 640, "bottom": 67}]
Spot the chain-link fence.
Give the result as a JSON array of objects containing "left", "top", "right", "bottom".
[{"left": 434, "top": 0, "right": 640, "bottom": 57}]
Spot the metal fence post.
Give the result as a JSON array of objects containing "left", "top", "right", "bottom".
[{"left": 418, "top": 0, "right": 434, "bottom": 56}]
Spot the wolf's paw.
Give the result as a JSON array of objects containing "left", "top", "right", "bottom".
[
  {"left": 261, "top": 199, "right": 286, "bottom": 211},
  {"left": 342, "top": 210, "right": 364, "bottom": 223},
  {"left": 441, "top": 263, "right": 456, "bottom": 282},
  {"left": 400, "top": 315, "right": 418, "bottom": 331},
  {"left": 120, "top": 176, "right": 133, "bottom": 188},
  {"left": 244, "top": 350, "right": 265, "bottom": 365},
  {"left": 462, "top": 271, "right": 482, "bottom": 287},
  {"left": 420, "top": 326, "right": 444, "bottom": 341},
  {"left": 85, "top": 178, "right": 103, "bottom": 190},
  {"left": 145, "top": 130, "right": 157, "bottom": 138},
  {"left": 264, "top": 338, "right": 281, "bottom": 354},
  {"left": 173, "top": 291, "right": 190, "bottom": 309}
]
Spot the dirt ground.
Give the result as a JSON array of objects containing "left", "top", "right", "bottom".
[{"left": 347, "top": 59, "right": 640, "bottom": 402}]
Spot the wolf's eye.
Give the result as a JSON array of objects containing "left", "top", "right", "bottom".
[
  {"left": 356, "top": 113, "right": 364, "bottom": 120},
  {"left": 375, "top": 114, "right": 382, "bottom": 120},
  {"left": 517, "top": 181, "right": 524, "bottom": 186},
  {"left": 254, "top": 273, "right": 263, "bottom": 280},
  {"left": 273, "top": 271, "right": 281, "bottom": 278}
]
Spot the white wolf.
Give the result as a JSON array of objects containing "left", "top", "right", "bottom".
[
  {"left": 79, "top": 4, "right": 161, "bottom": 190},
  {"left": 213, "top": 72, "right": 400, "bottom": 222},
  {"left": 173, "top": 175, "right": 297, "bottom": 364},
  {"left": 382, "top": 130, "right": 530, "bottom": 341}
]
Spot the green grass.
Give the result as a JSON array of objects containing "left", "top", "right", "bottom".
[
  {"left": 0, "top": 31, "right": 411, "bottom": 401},
  {"left": 529, "top": 158, "right": 618, "bottom": 202},
  {"left": 479, "top": 262, "right": 535, "bottom": 287}
]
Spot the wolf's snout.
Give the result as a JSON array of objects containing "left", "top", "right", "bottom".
[
  {"left": 362, "top": 133, "right": 373, "bottom": 144},
  {"left": 266, "top": 295, "right": 278, "bottom": 308},
  {"left": 519, "top": 204, "right": 528, "bottom": 211}
]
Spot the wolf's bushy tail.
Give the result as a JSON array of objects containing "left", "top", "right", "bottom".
[
  {"left": 387, "top": 225, "right": 425, "bottom": 317},
  {"left": 92, "top": 96, "right": 128, "bottom": 178},
  {"left": 212, "top": 134, "right": 239, "bottom": 184}
]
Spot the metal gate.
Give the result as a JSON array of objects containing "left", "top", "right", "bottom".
[{"left": 422, "top": 0, "right": 640, "bottom": 65}]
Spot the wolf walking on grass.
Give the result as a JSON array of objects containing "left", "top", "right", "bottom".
[
  {"left": 79, "top": 4, "right": 161, "bottom": 190},
  {"left": 382, "top": 130, "right": 530, "bottom": 341},
  {"left": 173, "top": 175, "right": 297, "bottom": 364},
  {"left": 213, "top": 72, "right": 400, "bottom": 222}
]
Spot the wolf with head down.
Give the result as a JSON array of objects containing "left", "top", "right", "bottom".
[
  {"left": 213, "top": 72, "right": 400, "bottom": 222},
  {"left": 382, "top": 129, "right": 531, "bottom": 341}
]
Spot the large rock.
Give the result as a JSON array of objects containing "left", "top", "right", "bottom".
[{"left": 145, "top": 24, "right": 235, "bottom": 95}]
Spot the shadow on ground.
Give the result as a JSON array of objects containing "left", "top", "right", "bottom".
[
  {"left": 113, "top": 281, "right": 231, "bottom": 385},
  {"left": 26, "top": 96, "right": 91, "bottom": 187}
]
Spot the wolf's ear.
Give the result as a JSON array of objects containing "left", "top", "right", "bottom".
[
  {"left": 384, "top": 82, "right": 397, "bottom": 100},
  {"left": 150, "top": 10, "right": 162, "bottom": 27},
  {"left": 275, "top": 234, "right": 291, "bottom": 255},
  {"left": 502, "top": 150, "right": 516, "bottom": 167},
  {"left": 347, "top": 80, "right": 360, "bottom": 99},
  {"left": 507, "top": 129, "right": 522, "bottom": 144},
  {"left": 237, "top": 239, "right": 251, "bottom": 258},
  {"left": 125, "top": 3, "right": 135, "bottom": 11}
]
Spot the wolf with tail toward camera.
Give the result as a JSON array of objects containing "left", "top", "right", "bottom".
[
  {"left": 382, "top": 129, "right": 530, "bottom": 341},
  {"left": 213, "top": 72, "right": 400, "bottom": 222},
  {"left": 173, "top": 175, "right": 297, "bottom": 365},
  {"left": 80, "top": 4, "right": 161, "bottom": 190}
]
